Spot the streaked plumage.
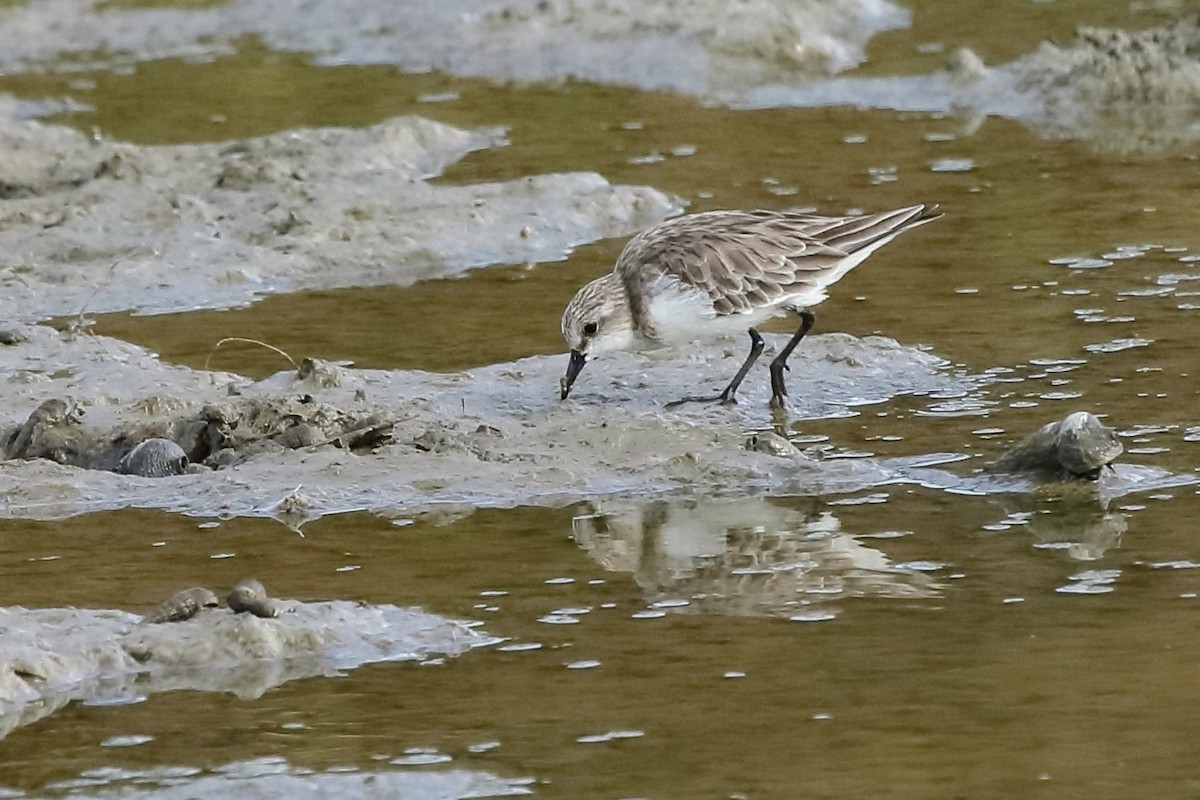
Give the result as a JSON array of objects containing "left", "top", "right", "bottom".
[{"left": 560, "top": 204, "right": 940, "bottom": 407}]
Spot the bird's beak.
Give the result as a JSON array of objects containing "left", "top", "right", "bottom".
[{"left": 560, "top": 349, "right": 587, "bottom": 400}]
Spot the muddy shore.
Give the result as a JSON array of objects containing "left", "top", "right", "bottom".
[{"left": 3, "top": 1, "right": 1198, "bottom": 150}]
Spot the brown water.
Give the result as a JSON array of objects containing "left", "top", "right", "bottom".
[{"left": 5, "top": 4, "right": 1200, "bottom": 797}]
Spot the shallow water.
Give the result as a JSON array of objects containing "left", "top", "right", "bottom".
[
  {"left": 5, "top": 495, "right": 1200, "bottom": 797},
  {"left": 4, "top": 3, "right": 1200, "bottom": 797}
]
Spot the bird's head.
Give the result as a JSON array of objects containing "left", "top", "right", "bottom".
[{"left": 559, "top": 273, "right": 635, "bottom": 400}]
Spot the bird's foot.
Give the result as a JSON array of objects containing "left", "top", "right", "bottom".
[{"left": 769, "top": 394, "right": 789, "bottom": 419}]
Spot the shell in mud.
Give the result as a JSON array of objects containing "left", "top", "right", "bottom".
[
  {"left": 116, "top": 438, "right": 189, "bottom": 477},
  {"left": 143, "top": 587, "right": 219, "bottom": 624},
  {"left": 227, "top": 578, "right": 286, "bottom": 618}
]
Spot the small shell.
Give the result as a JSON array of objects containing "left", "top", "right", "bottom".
[
  {"left": 227, "top": 578, "right": 285, "bottom": 618},
  {"left": 143, "top": 587, "right": 219, "bottom": 624},
  {"left": 116, "top": 438, "right": 189, "bottom": 477}
]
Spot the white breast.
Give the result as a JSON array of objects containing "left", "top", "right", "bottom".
[{"left": 642, "top": 274, "right": 784, "bottom": 346}]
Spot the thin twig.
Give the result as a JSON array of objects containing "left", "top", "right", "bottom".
[{"left": 204, "top": 337, "right": 297, "bottom": 372}]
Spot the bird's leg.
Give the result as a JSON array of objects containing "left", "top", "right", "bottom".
[
  {"left": 716, "top": 329, "right": 765, "bottom": 403},
  {"left": 666, "top": 329, "right": 765, "bottom": 408},
  {"left": 768, "top": 310, "right": 815, "bottom": 409}
]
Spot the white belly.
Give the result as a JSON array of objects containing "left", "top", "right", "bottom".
[{"left": 641, "top": 277, "right": 794, "bottom": 347}]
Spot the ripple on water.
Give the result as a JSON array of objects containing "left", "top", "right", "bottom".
[
  {"left": 893, "top": 560, "right": 944, "bottom": 572},
  {"left": 576, "top": 729, "right": 644, "bottom": 744},
  {"left": 1049, "top": 256, "right": 1113, "bottom": 269},
  {"left": 1082, "top": 337, "right": 1153, "bottom": 353},
  {"left": 1118, "top": 286, "right": 1174, "bottom": 298},
  {"left": 1056, "top": 568, "right": 1121, "bottom": 595},
  {"left": 828, "top": 492, "right": 889, "bottom": 506},
  {"left": 565, "top": 659, "right": 601, "bottom": 669},
  {"left": 391, "top": 749, "right": 453, "bottom": 766},
  {"left": 100, "top": 734, "right": 154, "bottom": 747},
  {"left": 1157, "top": 272, "right": 1200, "bottom": 284},
  {"left": 1118, "top": 424, "right": 1175, "bottom": 437},
  {"left": 930, "top": 157, "right": 974, "bottom": 172},
  {"left": 916, "top": 398, "right": 994, "bottom": 417},
  {"left": 631, "top": 609, "right": 666, "bottom": 619}
]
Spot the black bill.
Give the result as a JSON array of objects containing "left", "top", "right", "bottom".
[{"left": 560, "top": 349, "right": 587, "bottom": 400}]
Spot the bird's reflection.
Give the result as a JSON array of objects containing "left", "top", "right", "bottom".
[{"left": 572, "top": 497, "right": 940, "bottom": 618}]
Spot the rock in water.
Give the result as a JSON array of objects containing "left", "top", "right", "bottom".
[
  {"left": 143, "top": 587, "right": 219, "bottom": 624},
  {"left": 227, "top": 579, "right": 286, "bottom": 618},
  {"left": 985, "top": 411, "right": 1122, "bottom": 480}
]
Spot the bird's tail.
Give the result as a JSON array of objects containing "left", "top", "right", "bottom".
[{"left": 819, "top": 204, "right": 941, "bottom": 255}]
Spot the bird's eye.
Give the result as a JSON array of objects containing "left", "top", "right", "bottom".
[{"left": 583, "top": 322, "right": 598, "bottom": 335}]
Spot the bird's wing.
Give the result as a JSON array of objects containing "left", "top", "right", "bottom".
[{"left": 616, "top": 206, "right": 934, "bottom": 316}]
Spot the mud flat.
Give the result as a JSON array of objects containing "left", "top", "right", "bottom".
[
  {"left": 0, "top": 757, "right": 532, "bottom": 800},
  {"left": 3, "top": 1, "right": 1198, "bottom": 150},
  {"left": 0, "top": 322, "right": 974, "bottom": 524},
  {"left": 0, "top": 0, "right": 910, "bottom": 93},
  {"left": 0, "top": 599, "right": 497, "bottom": 741},
  {"left": 5, "top": 321, "right": 1192, "bottom": 527},
  {"left": 0, "top": 103, "right": 677, "bottom": 321},
  {"left": 744, "top": 14, "right": 1200, "bottom": 153}
]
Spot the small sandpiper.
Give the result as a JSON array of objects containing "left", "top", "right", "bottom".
[{"left": 559, "top": 204, "right": 940, "bottom": 408}]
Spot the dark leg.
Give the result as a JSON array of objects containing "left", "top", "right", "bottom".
[
  {"left": 666, "top": 329, "right": 765, "bottom": 408},
  {"left": 769, "top": 310, "right": 815, "bottom": 409}
]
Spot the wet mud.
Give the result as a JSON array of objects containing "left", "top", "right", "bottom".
[
  {"left": 0, "top": 321, "right": 973, "bottom": 523},
  {"left": 21, "top": 757, "right": 532, "bottom": 800},
  {"left": 2, "top": 1, "right": 1198, "bottom": 152},
  {"left": 0, "top": 0, "right": 911, "bottom": 93},
  {"left": 2, "top": 321, "right": 1188, "bottom": 530},
  {"left": 747, "top": 13, "right": 1200, "bottom": 153},
  {"left": 0, "top": 595, "right": 496, "bottom": 741},
  {"left": 0, "top": 102, "right": 676, "bottom": 321}
]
